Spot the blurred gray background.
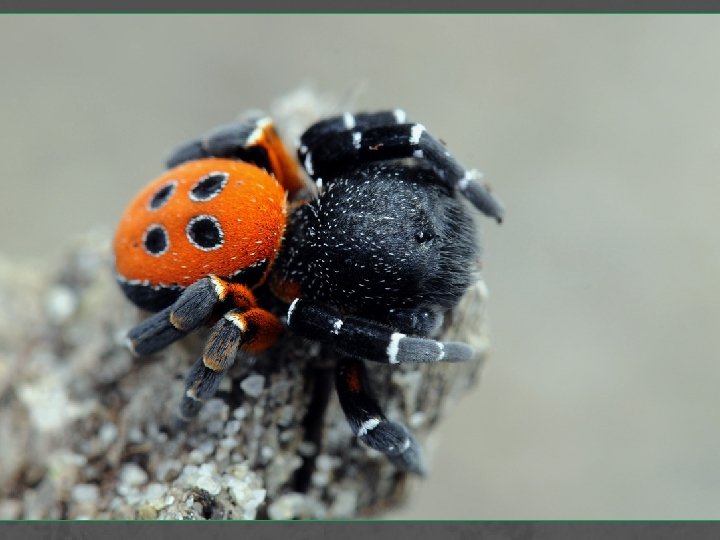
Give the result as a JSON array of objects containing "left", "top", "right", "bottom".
[{"left": 2, "top": 15, "right": 719, "bottom": 518}]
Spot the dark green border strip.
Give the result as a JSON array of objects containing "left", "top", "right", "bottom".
[{"left": 2, "top": 521, "right": 720, "bottom": 539}]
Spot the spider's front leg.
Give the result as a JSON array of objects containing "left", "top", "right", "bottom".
[
  {"left": 123, "top": 275, "right": 282, "bottom": 427},
  {"left": 336, "top": 356, "right": 425, "bottom": 475},
  {"left": 298, "top": 110, "right": 409, "bottom": 166},
  {"left": 286, "top": 299, "right": 473, "bottom": 364},
  {"left": 166, "top": 116, "right": 305, "bottom": 195},
  {"left": 298, "top": 112, "right": 504, "bottom": 222}
]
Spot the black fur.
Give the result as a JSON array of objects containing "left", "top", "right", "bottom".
[
  {"left": 273, "top": 161, "right": 478, "bottom": 321},
  {"left": 118, "top": 278, "right": 182, "bottom": 312}
]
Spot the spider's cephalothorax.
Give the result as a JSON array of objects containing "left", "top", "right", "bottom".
[
  {"left": 114, "top": 110, "right": 503, "bottom": 474},
  {"left": 272, "top": 161, "right": 479, "bottom": 320}
]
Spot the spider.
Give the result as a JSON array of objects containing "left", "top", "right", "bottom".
[{"left": 113, "top": 110, "right": 503, "bottom": 474}]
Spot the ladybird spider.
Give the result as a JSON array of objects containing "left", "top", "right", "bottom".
[{"left": 113, "top": 111, "right": 503, "bottom": 474}]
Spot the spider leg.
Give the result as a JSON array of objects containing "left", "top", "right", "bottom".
[
  {"left": 175, "top": 306, "right": 282, "bottom": 427},
  {"left": 298, "top": 110, "right": 409, "bottom": 162},
  {"left": 336, "top": 357, "right": 425, "bottom": 474},
  {"left": 126, "top": 275, "right": 256, "bottom": 356},
  {"left": 166, "top": 116, "right": 305, "bottom": 194},
  {"left": 286, "top": 299, "right": 473, "bottom": 364},
  {"left": 299, "top": 119, "right": 504, "bottom": 222}
]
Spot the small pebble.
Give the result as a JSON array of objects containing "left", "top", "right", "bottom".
[
  {"left": 46, "top": 285, "right": 77, "bottom": 323},
  {"left": 188, "top": 449, "right": 206, "bottom": 464},
  {"left": 201, "top": 399, "right": 229, "bottom": 420},
  {"left": 155, "top": 460, "right": 182, "bottom": 482},
  {"left": 232, "top": 406, "right": 248, "bottom": 420},
  {"left": 119, "top": 463, "right": 148, "bottom": 487},
  {"left": 143, "top": 483, "right": 167, "bottom": 509},
  {"left": 219, "top": 437, "right": 238, "bottom": 450},
  {"left": 315, "top": 454, "right": 339, "bottom": 472},
  {"left": 218, "top": 377, "right": 232, "bottom": 392},
  {"left": 224, "top": 420, "right": 242, "bottom": 436},
  {"left": 311, "top": 470, "right": 330, "bottom": 487},
  {"left": 240, "top": 374, "right": 265, "bottom": 398},
  {"left": 137, "top": 505, "right": 157, "bottom": 519},
  {"left": 98, "top": 423, "right": 118, "bottom": 446},
  {"left": 267, "top": 493, "right": 307, "bottom": 520},
  {"left": 197, "top": 463, "right": 216, "bottom": 476},
  {"left": 194, "top": 464, "right": 222, "bottom": 495},
  {"left": 331, "top": 491, "right": 358, "bottom": 518},
  {"left": 276, "top": 405, "right": 295, "bottom": 427},
  {"left": 205, "top": 420, "right": 224, "bottom": 435},
  {"left": 195, "top": 475, "right": 221, "bottom": 496},
  {"left": 71, "top": 483, "right": 100, "bottom": 504},
  {"left": 127, "top": 427, "right": 145, "bottom": 444},
  {"left": 198, "top": 440, "right": 216, "bottom": 456},
  {"left": 409, "top": 411, "right": 426, "bottom": 428}
]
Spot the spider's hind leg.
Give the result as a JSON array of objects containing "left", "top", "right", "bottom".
[{"left": 336, "top": 356, "right": 425, "bottom": 475}]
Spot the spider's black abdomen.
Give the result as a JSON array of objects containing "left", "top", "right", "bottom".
[{"left": 274, "top": 162, "right": 478, "bottom": 320}]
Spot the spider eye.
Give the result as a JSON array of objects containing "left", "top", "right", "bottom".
[{"left": 415, "top": 230, "right": 435, "bottom": 243}]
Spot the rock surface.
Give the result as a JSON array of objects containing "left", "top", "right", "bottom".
[{"left": 0, "top": 232, "right": 490, "bottom": 520}]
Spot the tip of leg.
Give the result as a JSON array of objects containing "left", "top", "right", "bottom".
[
  {"left": 362, "top": 420, "right": 427, "bottom": 475},
  {"left": 124, "top": 335, "right": 139, "bottom": 357},
  {"left": 389, "top": 435, "right": 427, "bottom": 476},
  {"left": 443, "top": 342, "right": 475, "bottom": 362}
]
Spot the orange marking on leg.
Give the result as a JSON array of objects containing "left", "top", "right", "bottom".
[
  {"left": 226, "top": 282, "right": 257, "bottom": 311},
  {"left": 240, "top": 308, "right": 284, "bottom": 353},
  {"left": 203, "top": 355, "right": 224, "bottom": 373},
  {"left": 345, "top": 364, "right": 363, "bottom": 394},
  {"left": 269, "top": 275, "right": 303, "bottom": 304},
  {"left": 258, "top": 122, "right": 306, "bottom": 195}
]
